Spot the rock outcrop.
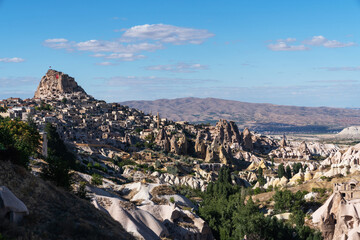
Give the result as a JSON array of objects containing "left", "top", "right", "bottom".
[
  {"left": 269, "top": 141, "right": 338, "bottom": 160},
  {"left": 194, "top": 131, "right": 207, "bottom": 159},
  {"left": 0, "top": 186, "right": 29, "bottom": 223},
  {"left": 336, "top": 126, "right": 360, "bottom": 139},
  {"left": 155, "top": 129, "right": 170, "bottom": 152},
  {"left": 34, "top": 69, "right": 89, "bottom": 100},
  {"left": 170, "top": 134, "right": 188, "bottom": 155},
  {"left": 213, "top": 120, "right": 242, "bottom": 149},
  {"left": 89, "top": 182, "right": 214, "bottom": 240},
  {"left": 321, "top": 144, "right": 360, "bottom": 177},
  {"left": 312, "top": 188, "right": 360, "bottom": 240},
  {"left": 323, "top": 143, "right": 360, "bottom": 167},
  {"left": 242, "top": 128, "right": 253, "bottom": 151}
]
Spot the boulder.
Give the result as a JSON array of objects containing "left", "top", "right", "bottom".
[{"left": 0, "top": 186, "right": 29, "bottom": 224}]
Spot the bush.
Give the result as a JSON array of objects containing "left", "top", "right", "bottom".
[
  {"left": 273, "top": 190, "right": 307, "bottom": 213},
  {"left": 155, "top": 160, "right": 162, "bottom": 169},
  {"left": 41, "top": 155, "right": 71, "bottom": 189},
  {"left": 170, "top": 196, "right": 175, "bottom": 203},
  {"left": 0, "top": 117, "right": 40, "bottom": 167},
  {"left": 167, "top": 166, "right": 178, "bottom": 175},
  {"left": 91, "top": 174, "right": 103, "bottom": 185},
  {"left": 76, "top": 181, "right": 88, "bottom": 199},
  {"left": 41, "top": 123, "right": 74, "bottom": 189}
]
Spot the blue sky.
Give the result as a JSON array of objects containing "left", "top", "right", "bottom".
[{"left": 1, "top": 0, "right": 360, "bottom": 107}]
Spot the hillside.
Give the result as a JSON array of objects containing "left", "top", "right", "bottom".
[
  {"left": 121, "top": 97, "right": 360, "bottom": 133},
  {"left": 0, "top": 160, "right": 134, "bottom": 240}
]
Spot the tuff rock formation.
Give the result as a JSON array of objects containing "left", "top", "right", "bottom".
[
  {"left": 336, "top": 126, "right": 360, "bottom": 139},
  {"left": 34, "top": 69, "right": 89, "bottom": 100},
  {"left": 194, "top": 131, "right": 208, "bottom": 159},
  {"left": 155, "top": 129, "right": 170, "bottom": 152},
  {"left": 88, "top": 181, "right": 214, "bottom": 240},
  {"left": 210, "top": 120, "right": 242, "bottom": 150},
  {"left": 242, "top": 127, "right": 253, "bottom": 151},
  {"left": 321, "top": 143, "right": 360, "bottom": 177},
  {"left": 312, "top": 180, "right": 360, "bottom": 240},
  {"left": 269, "top": 141, "right": 338, "bottom": 160},
  {"left": 169, "top": 134, "right": 188, "bottom": 155}
]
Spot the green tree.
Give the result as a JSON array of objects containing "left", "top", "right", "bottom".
[
  {"left": 198, "top": 167, "right": 321, "bottom": 240},
  {"left": 257, "top": 167, "right": 266, "bottom": 186},
  {"left": 0, "top": 117, "right": 40, "bottom": 167},
  {"left": 278, "top": 163, "right": 285, "bottom": 178},
  {"left": 41, "top": 123, "right": 75, "bottom": 189},
  {"left": 286, "top": 165, "right": 292, "bottom": 179}
]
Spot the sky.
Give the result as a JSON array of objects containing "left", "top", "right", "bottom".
[{"left": 1, "top": 0, "right": 360, "bottom": 108}]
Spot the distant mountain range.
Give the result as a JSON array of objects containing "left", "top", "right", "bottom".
[{"left": 121, "top": 97, "right": 360, "bottom": 133}]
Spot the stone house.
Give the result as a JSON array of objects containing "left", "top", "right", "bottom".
[{"left": 334, "top": 179, "right": 360, "bottom": 200}]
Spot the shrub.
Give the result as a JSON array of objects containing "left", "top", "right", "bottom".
[
  {"left": 0, "top": 117, "right": 40, "bottom": 167},
  {"left": 170, "top": 196, "right": 175, "bottom": 203},
  {"left": 91, "top": 174, "right": 103, "bottom": 185},
  {"left": 167, "top": 166, "right": 178, "bottom": 175},
  {"left": 41, "top": 123, "right": 75, "bottom": 189},
  {"left": 155, "top": 160, "right": 162, "bottom": 169},
  {"left": 76, "top": 181, "right": 87, "bottom": 199}
]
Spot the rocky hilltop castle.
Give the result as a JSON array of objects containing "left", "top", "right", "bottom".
[{"left": 34, "top": 69, "right": 91, "bottom": 100}]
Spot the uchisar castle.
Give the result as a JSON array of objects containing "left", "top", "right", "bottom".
[{"left": 1, "top": 69, "right": 360, "bottom": 240}]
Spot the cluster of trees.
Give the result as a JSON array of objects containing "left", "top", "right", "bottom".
[
  {"left": 0, "top": 116, "right": 40, "bottom": 167},
  {"left": 0, "top": 117, "right": 75, "bottom": 190},
  {"left": 278, "top": 163, "right": 306, "bottom": 179},
  {"left": 35, "top": 101, "right": 52, "bottom": 111},
  {"left": 0, "top": 107, "right": 7, "bottom": 113},
  {"left": 198, "top": 167, "right": 322, "bottom": 240},
  {"left": 41, "top": 123, "right": 76, "bottom": 189}
]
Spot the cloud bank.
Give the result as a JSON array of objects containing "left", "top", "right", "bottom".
[{"left": 43, "top": 24, "right": 214, "bottom": 63}]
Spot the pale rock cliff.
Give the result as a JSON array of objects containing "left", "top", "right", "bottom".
[{"left": 34, "top": 69, "right": 89, "bottom": 99}]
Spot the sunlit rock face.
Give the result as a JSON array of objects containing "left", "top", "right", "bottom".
[
  {"left": 313, "top": 180, "right": 360, "bottom": 240},
  {"left": 34, "top": 69, "right": 89, "bottom": 100}
]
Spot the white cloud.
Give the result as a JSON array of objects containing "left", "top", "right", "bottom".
[
  {"left": 320, "top": 66, "right": 360, "bottom": 71},
  {"left": 44, "top": 24, "right": 214, "bottom": 62},
  {"left": 0, "top": 57, "right": 25, "bottom": 63},
  {"left": 303, "top": 35, "right": 356, "bottom": 48},
  {"left": 43, "top": 38, "right": 72, "bottom": 49},
  {"left": 121, "top": 24, "right": 215, "bottom": 44},
  {"left": 74, "top": 40, "right": 163, "bottom": 53},
  {"left": 44, "top": 38, "right": 68, "bottom": 43},
  {"left": 267, "top": 42, "right": 308, "bottom": 51},
  {"left": 105, "top": 53, "right": 146, "bottom": 61},
  {"left": 268, "top": 35, "right": 357, "bottom": 51},
  {"left": 277, "top": 38, "right": 297, "bottom": 43},
  {"left": 95, "top": 62, "right": 117, "bottom": 66},
  {"left": 146, "top": 63, "right": 208, "bottom": 73}
]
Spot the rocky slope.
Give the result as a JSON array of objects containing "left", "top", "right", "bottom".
[
  {"left": 0, "top": 160, "right": 133, "bottom": 240},
  {"left": 121, "top": 97, "right": 360, "bottom": 133}
]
